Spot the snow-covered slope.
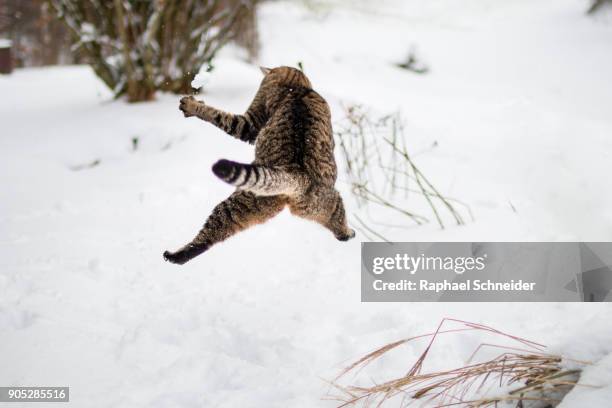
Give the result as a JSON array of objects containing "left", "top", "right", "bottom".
[{"left": 0, "top": 0, "right": 611, "bottom": 407}]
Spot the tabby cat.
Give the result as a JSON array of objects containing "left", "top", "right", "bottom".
[{"left": 163, "top": 66, "right": 355, "bottom": 265}]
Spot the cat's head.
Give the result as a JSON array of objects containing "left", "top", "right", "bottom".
[{"left": 259, "top": 66, "right": 312, "bottom": 90}]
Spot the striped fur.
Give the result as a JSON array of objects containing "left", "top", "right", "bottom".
[
  {"left": 164, "top": 66, "right": 355, "bottom": 264},
  {"left": 212, "top": 159, "right": 304, "bottom": 196}
]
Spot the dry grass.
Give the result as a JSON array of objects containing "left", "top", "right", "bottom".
[
  {"left": 327, "top": 318, "right": 588, "bottom": 408},
  {"left": 334, "top": 104, "right": 472, "bottom": 240}
]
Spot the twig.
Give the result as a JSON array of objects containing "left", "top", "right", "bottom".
[
  {"left": 353, "top": 214, "right": 392, "bottom": 243},
  {"left": 335, "top": 104, "right": 471, "bottom": 239},
  {"left": 329, "top": 319, "right": 584, "bottom": 408}
]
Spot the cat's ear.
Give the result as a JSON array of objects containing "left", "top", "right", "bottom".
[{"left": 259, "top": 66, "right": 272, "bottom": 75}]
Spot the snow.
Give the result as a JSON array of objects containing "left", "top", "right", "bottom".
[
  {"left": 191, "top": 69, "right": 212, "bottom": 90},
  {"left": 79, "top": 23, "right": 96, "bottom": 43},
  {"left": 559, "top": 353, "right": 612, "bottom": 407},
  {"left": 0, "top": 0, "right": 611, "bottom": 407},
  {"left": 554, "top": 316, "right": 612, "bottom": 407}
]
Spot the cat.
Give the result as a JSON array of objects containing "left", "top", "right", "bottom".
[{"left": 163, "top": 66, "right": 355, "bottom": 265}]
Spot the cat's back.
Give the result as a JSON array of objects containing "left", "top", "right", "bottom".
[
  {"left": 300, "top": 89, "right": 337, "bottom": 186},
  {"left": 255, "top": 88, "right": 336, "bottom": 185}
]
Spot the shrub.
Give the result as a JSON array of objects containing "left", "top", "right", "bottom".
[{"left": 50, "top": 0, "right": 259, "bottom": 102}]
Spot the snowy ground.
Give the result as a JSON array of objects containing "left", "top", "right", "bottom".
[{"left": 1, "top": 0, "right": 611, "bottom": 407}]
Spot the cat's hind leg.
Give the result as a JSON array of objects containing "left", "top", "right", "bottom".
[
  {"left": 163, "top": 191, "right": 286, "bottom": 265},
  {"left": 289, "top": 187, "right": 355, "bottom": 241}
]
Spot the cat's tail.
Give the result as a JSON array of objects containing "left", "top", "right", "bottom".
[{"left": 212, "top": 159, "right": 305, "bottom": 196}]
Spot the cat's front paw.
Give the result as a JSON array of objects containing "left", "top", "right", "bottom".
[{"left": 179, "top": 96, "right": 203, "bottom": 118}]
